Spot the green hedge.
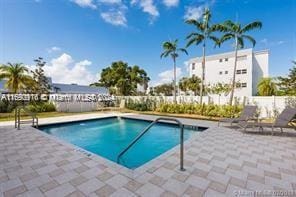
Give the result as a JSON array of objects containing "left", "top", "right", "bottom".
[
  {"left": 125, "top": 98, "right": 242, "bottom": 118},
  {"left": 26, "top": 102, "right": 56, "bottom": 113}
]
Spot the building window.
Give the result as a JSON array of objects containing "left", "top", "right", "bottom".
[
  {"left": 225, "top": 71, "right": 228, "bottom": 74},
  {"left": 242, "top": 69, "right": 247, "bottom": 74},
  {"left": 219, "top": 59, "right": 223, "bottom": 62},
  {"left": 236, "top": 83, "right": 241, "bottom": 88},
  {"left": 241, "top": 83, "right": 247, "bottom": 87},
  {"left": 236, "top": 70, "right": 242, "bottom": 74},
  {"left": 225, "top": 58, "right": 228, "bottom": 61},
  {"left": 219, "top": 71, "right": 223, "bottom": 75},
  {"left": 192, "top": 63, "right": 195, "bottom": 70}
]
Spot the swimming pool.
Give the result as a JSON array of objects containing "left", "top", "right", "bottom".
[{"left": 39, "top": 117, "right": 206, "bottom": 169}]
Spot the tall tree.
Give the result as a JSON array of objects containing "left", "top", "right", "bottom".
[
  {"left": 179, "top": 76, "right": 201, "bottom": 95},
  {"left": 219, "top": 20, "right": 262, "bottom": 105},
  {"left": 277, "top": 61, "right": 296, "bottom": 95},
  {"left": 161, "top": 39, "right": 188, "bottom": 103},
  {"left": 99, "top": 61, "right": 150, "bottom": 96},
  {"left": 0, "top": 63, "right": 33, "bottom": 93},
  {"left": 209, "top": 82, "right": 232, "bottom": 96},
  {"left": 154, "top": 83, "right": 174, "bottom": 96},
  {"left": 186, "top": 8, "right": 220, "bottom": 104},
  {"left": 257, "top": 77, "right": 277, "bottom": 96},
  {"left": 31, "top": 57, "right": 51, "bottom": 94}
]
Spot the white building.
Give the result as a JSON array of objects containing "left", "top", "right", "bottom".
[{"left": 188, "top": 48, "right": 269, "bottom": 96}]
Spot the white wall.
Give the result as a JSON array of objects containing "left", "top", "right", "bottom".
[
  {"left": 121, "top": 95, "right": 296, "bottom": 118},
  {"left": 188, "top": 49, "right": 269, "bottom": 97}
]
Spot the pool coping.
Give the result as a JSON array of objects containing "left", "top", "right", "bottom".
[{"left": 32, "top": 114, "right": 210, "bottom": 178}]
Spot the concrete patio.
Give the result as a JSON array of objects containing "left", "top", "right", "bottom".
[{"left": 1, "top": 113, "right": 296, "bottom": 197}]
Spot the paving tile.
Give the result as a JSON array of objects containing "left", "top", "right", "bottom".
[
  {"left": 17, "top": 188, "right": 44, "bottom": 197},
  {"left": 185, "top": 175, "right": 210, "bottom": 190},
  {"left": 54, "top": 171, "right": 79, "bottom": 184},
  {"left": 160, "top": 191, "right": 178, "bottom": 197},
  {"left": 162, "top": 179, "right": 189, "bottom": 196},
  {"left": 65, "top": 190, "right": 86, "bottom": 197},
  {"left": 3, "top": 185, "right": 27, "bottom": 197},
  {"left": 136, "top": 183, "right": 165, "bottom": 197},
  {"left": 96, "top": 171, "right": 113, "bottom": 182},
  {"left": 77, "top": 178, "right": 104, "bottom": 195},
  {"left": 149, "top": 175, "right": 166, "bottom": 187},
  {"left": 153, "top": 167, "right": 175, "bottom": 179},
  {"left": 106, "top": 174, "right": 130, "bottom": 189},
  {"left": 209, "top": 181, "right": 227, "bottom": 193},
  {"left": 69, "top": 176, "right": 88, "bottom": 187},
  {"left": 95, "top": 184, "right": 116, "bottom": 197},
  {"left": 0, "top": 179, "right": 22, "bottom": 192},
  {"left": 39, "top": 180, "right": 59, "bottom": 193},
  {"left": 110, "top": 188, "right": 137, "bottom": 197},
  {"left": 44, "top": 183, "right": 75, "bottom": 197},
  {"left": 184, "top": 185, "right": 205, "bottom": 197},
  {"left": 124, "top": 180, "right": 142, "bottom": 192}
]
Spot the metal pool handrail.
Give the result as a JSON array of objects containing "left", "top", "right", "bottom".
[{"left": 116, "top": 117, "right": 186, "bottom": 171}]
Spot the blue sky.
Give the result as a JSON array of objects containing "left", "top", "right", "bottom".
[{"left": 0, "top": 0, "right": 295, "bottom": 85}]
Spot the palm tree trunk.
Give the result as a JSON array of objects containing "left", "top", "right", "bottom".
[
  {"left": 199, "top": 42, "right": 206, "bottom": 104},
  {"left": 173, "top": 57, "right": 177, "bottom": 104},
  {"left": 229, "top": 37, "right": 238, "bottom": 106}
]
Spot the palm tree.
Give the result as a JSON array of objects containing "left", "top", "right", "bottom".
[
  {"left": 161, "top": 39, "right": 188, "bottom": 103},
  {"left": 186, "top": 8, "right": 220, "bottom": 104},
  {"left": 257, "top": 77, "right": 277, "bottom": 96},
  {"left": 0, "top": 63, "right": 33, "bottom": 93},
  {"left": 219, "top": 20, "right": 262, "bottom": 105}
]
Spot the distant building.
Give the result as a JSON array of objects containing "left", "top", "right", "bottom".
[
  {"left": 50, "top": 83, "right": 108, "bottom": 94},
  {"left": 188, "top": 48, "right": 269, "bottom": 96},
  {"left": 0, "top": 78, "right": 108, "bottom": 94}
]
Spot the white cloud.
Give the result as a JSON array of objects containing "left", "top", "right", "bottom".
[
  {"left": 71, "top": 0, "right": 97, "bottom": 9},
  {"left": 47, "top": 46, "right": 61, "bottom": 53},
  {"left": 131, "top": 0, "right": 159, "bottom": 18},
  {"left": 260, "top": 38, "right": 286, "bottom": 47},
  {"left": 98, "top": 0, "right": 122, "bottom": 4},
  {"left": 101, "top": 9, "right": 127, "bottom": 26},
  {"left": 184, "top": 0, "right": 215, "bottom": 20},
  {"left": 40, "top": 53, "right": 97, "bottom": 85},
  {"left": 163, "top": 0, "right": 179, "bottom": 7},
  {"left": 152, "top": 67, "right": 182, "bottom": 86},
  {"left": 184, "top": 6, "right": 204, "bottom": 20}
]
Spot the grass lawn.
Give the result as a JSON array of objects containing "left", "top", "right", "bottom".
[
  {"left": 0, "top": 111, "right": 115, "bottom": 122},
  {"left": 1, "top": 109, "right": 274, "bottom": 123}
]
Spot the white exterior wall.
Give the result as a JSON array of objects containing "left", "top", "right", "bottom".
[
  {"left": 120, "top": 95, "right": 295, "bottom": 118},
  {"left": 188, "top": 48, "right": 269, "bottom": 96}
]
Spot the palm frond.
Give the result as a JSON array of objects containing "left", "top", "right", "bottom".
[
  {"left": 178, "top": 48, "right": 188, "bottom": 55},
  {"left": 242, "top": 35, "right": 256, "bottom": 47},
  {"left": 241, "top": 21, "right": 262, "bottom": 33},
  {"left": 219, "top": 33, "right": 235, "bottom": 44},
  {"left": 209, "top": 36, "right": 220, "bottom": 47},
  {"left": 237, "top": 37, "right": 244, "bottom": 49},
  {"left": 186, "top": 32, "right": 201, "bottom": 39},
  {"left": 185, "top": 19, "right": 204, "bottom": 31},
  {"left": 186, "top": 35, "right": 204, "bottom": 47}
]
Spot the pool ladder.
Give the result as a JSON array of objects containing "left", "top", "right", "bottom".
[
  {"left": 15, "top": 106, "right": 39, "bottom": 130},
  {"left": 117, "top": 117, "right": 186, "bottom": 171}
]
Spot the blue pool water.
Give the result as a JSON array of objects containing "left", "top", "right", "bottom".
[{"left": 39, "top": 117, "right": 205, "bottom": 169}]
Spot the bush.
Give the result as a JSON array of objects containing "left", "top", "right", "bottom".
[
  {"left": 156, "top": 103, "right": 242, "bottom": 118},
  {"left": 0, "top": 100, "right": 16, "bottom": 113},
  {"left": 125, "top": 98, "right": 157, "bottom": 111},
  {"left": 26, "top": 102, "right": 56, "bottom": 113}
]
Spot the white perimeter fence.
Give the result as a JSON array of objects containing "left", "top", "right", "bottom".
[
  {"left": 51, "top": 95, "right": 296, "bottom": 118},
  {"left": 118, "top": 95, "right": 296, "bottom": 118}
]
